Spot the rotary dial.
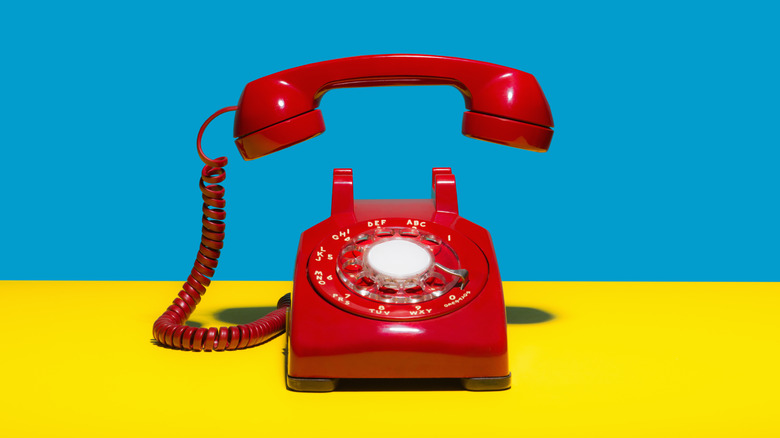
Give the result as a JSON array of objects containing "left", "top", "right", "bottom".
[
  {"left": 307, "top": 218, "right": 487, "bottom": 321},
  {"left": 336, "top": 228, "right": 467, "bottom": 304}
]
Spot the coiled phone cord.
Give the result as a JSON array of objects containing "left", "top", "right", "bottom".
[{"left": 152, "top": 106, "right": 291, "bottom": 351}]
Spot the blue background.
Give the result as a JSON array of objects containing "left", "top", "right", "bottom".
[{"left": 2, "top": 1, "right": 777, "bottom": 281}]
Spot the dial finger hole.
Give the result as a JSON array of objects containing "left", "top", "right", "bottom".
[
  {"left": 424, "top": 273, "right": 446, "bottom": 290},
  {"left": 378, "top": 285, "right": 399, "bottom": 295},
  {"left": 354, "top": 234, "right": 374, "bottom": 245},
  {"left": 400, "top": 228, "right": 419, "bottom": 238},
  {"left": 405, "top": 284, "right": 423, "bottom": 294},
  {"left": 420, "top": 234, "right": 443, "bottom": 255},
  {"left": 376, "top": 228, "right": 394, "bottom": 238},
  {"left": 355, "top": 276, "right": 375, "bottom": 287},
  {"left": 342, "top": 249, "right": 363, "bottom": 259},
  {"left": 421, "top": 234, "right": 442, "bottom": 246},
  {"left": 342, "top": 259, "right": 362, "bottom": 273}
]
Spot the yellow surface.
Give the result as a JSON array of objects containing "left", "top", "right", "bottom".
[{"left": 1, "top": 281, "right": 778, "bottom": 437}]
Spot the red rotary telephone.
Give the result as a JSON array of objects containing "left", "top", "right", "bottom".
[{"left": 152, "top": 54, "right": 554, "bottom": 391}]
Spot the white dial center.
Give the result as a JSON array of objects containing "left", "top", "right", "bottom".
[{"left": 365, "top": 239, "right": 433, "bottom": 279}]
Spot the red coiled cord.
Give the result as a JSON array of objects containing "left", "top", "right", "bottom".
[{"left": 152, "top": 106, "right": 291, "bottom": 351}]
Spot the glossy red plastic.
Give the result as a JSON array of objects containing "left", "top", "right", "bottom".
[
  {"left": 286, "top": 168, "right": 509, "bottom": 384},
  {"left": 233, "top": 54, "right": 554, "bottom": 159}
]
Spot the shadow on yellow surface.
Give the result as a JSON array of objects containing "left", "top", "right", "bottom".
[{"left": 196, "top": 304, "right": 554, "bottom": 326}]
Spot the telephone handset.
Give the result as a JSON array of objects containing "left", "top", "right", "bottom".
[
  {"left": 233, "top": 54, "right": 553, "bottom": 159},
  {"left": 152, "top": 54, "right": 554, "bottom": 391}
]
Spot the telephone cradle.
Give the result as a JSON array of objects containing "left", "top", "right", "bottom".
[
  {"left": 287, "top": 168, "right": 509, "bottom": 391},
  {"left": 151, "top": 54, "right": 554, "bottom": 392}
]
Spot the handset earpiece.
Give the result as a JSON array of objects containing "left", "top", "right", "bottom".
[
  {"left": 461, "top": 111, "right": 553, "bottom": 152},
  {"left": 232, "top": 54, "right": 554, "bottom": 160},
  {"left": 459, "top": 65, "right": 554, "bottom": 151},
  {"left": 235, "top": 109, "right": 325, "bottom": 160}
]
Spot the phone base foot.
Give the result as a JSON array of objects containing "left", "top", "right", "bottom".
[
  {"left": 286, "top": 376, "right": 340, "bottom": 392},
  {"left": 460, "top": 374, "right": 511, "bottom": 391}
]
